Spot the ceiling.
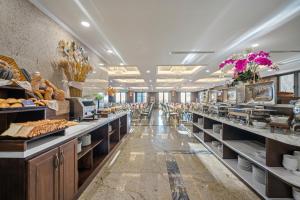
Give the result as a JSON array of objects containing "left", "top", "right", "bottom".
[{"left": 30, "top": 0, "right": 300, "bottom": 91}]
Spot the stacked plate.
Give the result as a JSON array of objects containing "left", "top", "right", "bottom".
[
  {"left": 198, "top": 118, "right": 203, "bottom": 125},
  {"left": 238, "top": 155, "right": 252, "bottom": 172},
  {"left": 293, "top": 187, "right": 300, "bottom": 200},
  {"left": 254, "top": 150, "right": 266, "bottom": 162},
  {"left": 252, "top": 165, "right": 266, "bottom": 185},
  {"left": 213, "top": 124, "right": 222, "bottom": 134}
]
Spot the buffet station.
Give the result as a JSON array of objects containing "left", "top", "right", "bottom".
[
  {"left": 0, "top": 44, "right": 131, "bottom": 200},
  {"left": 191, "top": 80, "right": 300, "bottom": 199}
]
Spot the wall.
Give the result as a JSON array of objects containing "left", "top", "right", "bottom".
[{"left": 0, "top": 0, "right": 107, "bottom": 95}]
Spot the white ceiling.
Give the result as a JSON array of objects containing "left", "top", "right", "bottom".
[{"left": 30, "top": 0, "right": 300, "bottom": 91}]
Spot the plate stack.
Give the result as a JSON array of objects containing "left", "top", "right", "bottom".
[
  {"left": 252, "top": 165, "right": 266, "bottom": 185},
  {"left": 198, "top": 118, "right": 203, "bottom": 125},
  {"left": 238, "top": 155, "right": 252, "bottom": 171},
  {"left": 213, "top": 124, "right": 222, "bottom": 134}
]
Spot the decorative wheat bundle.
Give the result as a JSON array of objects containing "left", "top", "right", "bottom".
[{"left": 54, "top": 40, "right": 93, "bottom": 97}]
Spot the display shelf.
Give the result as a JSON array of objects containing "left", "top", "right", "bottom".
[
  {"left": 78, "top": 139, "right": 104, "bottom": 160},
  {"left": 268, "top": 167, "right": 300, "bottom": 188},
  {"left": 204, "top": 128, "right": 222, "bottom": 141},
  {"left": 193, "top": 131, "right": 292, "bottom": 199},
  {"left": 110, "top": 141, "right": 118, "bottom": 151},
  {"left": 223, "top": 140, "right": 266, "bottom": 166},
  {"left": 0, "top": 106, "right": 47, "bottom": 114},
  {"left": 108, "top": 129, "right": 116, "bottom": 136},
  {"left": 192, "top": 122, "right": 203, "bottom": 130}
]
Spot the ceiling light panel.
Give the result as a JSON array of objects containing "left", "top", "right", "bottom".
[
  {"left": 130, "top": 87, "right": 149, "bottom": 90},
  {"left": 114, "top": 79, "right": 145, "bottom": 83},
  {"left": 85, "top": 79, "right": 108, "bottom": 83},
  {"left": 157, "top": 65, "right": 204, "bottom": 75},
  {"left": 156, "top": 87, "right": 174, "bottom": 90},
  {"left": 196, "top": 77, "right": 230, "bottom": 83},
  {"left": 156, "top": 78, "right": 184, "bottom": 83},
  {"left": 100, "top": 66, "right": 141, "bottom": 76}
]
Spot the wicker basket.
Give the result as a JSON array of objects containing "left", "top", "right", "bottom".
[{"left": 69, "top": 86, "right": 82, "bottom": 97}]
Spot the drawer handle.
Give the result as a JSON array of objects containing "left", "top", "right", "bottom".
[
  {"left": 54, "top": 154, "right": 59, "bottom": 169},
  {"left": 60, "top": 150, "right": 64, "bottom": 165}
]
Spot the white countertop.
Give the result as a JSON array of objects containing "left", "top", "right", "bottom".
[
  {"left": 191, "top": 111, "right": 300, "bottom": 147},
  {"left": 0, "top": 111, "right": 129, "bottom": 159}
]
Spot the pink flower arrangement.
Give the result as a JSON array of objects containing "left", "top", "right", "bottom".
[{"left": 219, "top": 50, "right": 278, "bottom": 82}]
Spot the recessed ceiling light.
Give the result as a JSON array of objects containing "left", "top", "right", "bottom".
[
  {"left": 252, "top": 43, "right": 259, "bottom": 48},
  {"left": 149, "top": 80, "right": 152, "bottom": 82},
  {"left": 146, "top": 70, "right": 150, "bottom": 73},
  {"left": 92, "top": 71, "right": 96, "bottom": 74},
  {"left": 81, "top": 21, "right": 90, "bottom": 27},
  {"left": 106, "top": 49, "right": 113, "bottom": 54},
  {"left": 205, "top": 69, "right": 210, "bottom": 73},
  {"left": 120, "top": 62, "right": 124, "bottom": 66},
  {"left": 98, "top": 63, "right": 104, "bottom": 66},
  {"left": 189, "top": 80, "right": 192, "bottom": 82},
  {"left": 110, "top": 80, "right": 113, "bottom": 83}
]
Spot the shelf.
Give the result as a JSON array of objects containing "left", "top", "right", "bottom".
[
  {"left": 0, "top": 106, "right": 47, "bottom": 114},
  {"left": 78, "top": 154, "right": 106, "bottom": 187},
  {"left": 110, "top": 141, "right": 118, "bottom": 151},
  {"left": 108, "top": 129, "right": 116, "bottom": 136},
  {"left": 193, "top": 132, "right": 204, "bottom": 142},
  {"left": 267, "top": 167, "right": 300, "bottom": 188},
  {"left": 78, "top": 139, "right": 103, "bottom": 160},
  {"left": 192, "top": 122, "right": 204, "bottom": 130},
  {"left": 193, "top": 133, "right": 292, "bottom": 200},
  {"left": 204, "top": 129, "right": 222, "bottom": 141}
]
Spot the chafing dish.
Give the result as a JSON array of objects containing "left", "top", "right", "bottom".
[{"left": 208, "top": 103, "right": 230, "bottom": 118}]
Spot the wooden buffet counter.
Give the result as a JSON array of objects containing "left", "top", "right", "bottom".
[
  {"left": 192, "top": 111, "right": 300, "bottom": 199},
  {"left": 0, "top": 111, "right": 130, "bottom": 200}
]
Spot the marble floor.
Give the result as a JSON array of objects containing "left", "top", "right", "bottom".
[{"left": 79, "top": 109, "right": 260, "bottom": 200}]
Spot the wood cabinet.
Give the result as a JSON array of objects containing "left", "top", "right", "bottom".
[{"left": 27, "top": 139, "right": 77, "bottom": 200}]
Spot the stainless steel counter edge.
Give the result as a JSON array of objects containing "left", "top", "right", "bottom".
[
  {"left": 0, "top": 111, "right": 130, "bottom": 159},
  {"left": 191, "top": 111, "right": 300, "bottom": 147}
]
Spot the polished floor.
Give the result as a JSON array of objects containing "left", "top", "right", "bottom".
[{"left": 79, "top": 109, "right": 260, "bottom": 200}]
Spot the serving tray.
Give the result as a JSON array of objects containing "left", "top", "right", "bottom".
[{"left": 0, "top": 128, "right": 66, "bottom": 152}]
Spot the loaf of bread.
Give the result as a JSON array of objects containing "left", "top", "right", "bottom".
[{"left": 44, "top": 87, "right": 53, "bottom": 100}]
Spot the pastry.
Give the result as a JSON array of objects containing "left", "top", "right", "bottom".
[
  {"left": 6, "top": 98, "right": 18, "bottom": 104},
  {"left": 44, "top": 87, "right": 53, "bottom": 100},
  {"left": 34, "top": 90, "right": 44, "bottom": 99},
  {"left": 0, "top": 102, "right": 10, "bottom": 108},
  {"left": 34, "top": 100, "right": 45, "bottom": 106},
  {"left": 45, "top": 80, "right": 58, "bottom": 91},
  {"left": 54, "top": 89, "right": 65, "bottom": 101},
  {"left": 10, "top": 103, "right": 23, "bottom": 108}
]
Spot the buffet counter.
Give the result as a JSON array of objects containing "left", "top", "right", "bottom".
[
  {"left": 0, "top": 111, "right": 130, "bottom": 200},
  {"left": 191, "top": 110, "right": 300, "bottom": 199},
  {"left": 0, "top": 111, "right": 129, "bottom": 158}
]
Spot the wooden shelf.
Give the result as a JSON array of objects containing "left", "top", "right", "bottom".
[
  {"left": 193, "top": 132, "right": 292, "bottom": 200},
  {"left": 204, "top": 129, "right": 222, "bottom": 141},
  {"left": 110, "top": 141, "right": 118, "bottom": 151},
  {"left": 108, "top": 129, "right": 116, "bottom": 136},
  {"left": 78, "top": 154, "right": 106, "bottom": 187},
  {"left": 78, "top": 139, "right": 103, "bottom": 160},
  {"left": 0, "top": 106, "right": 47, "bottom": 114}
]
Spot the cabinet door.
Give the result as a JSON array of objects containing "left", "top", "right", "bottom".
[
  {"left": 28, "top": 148, "right": 60, "bottom": 200},
  {"left": 59, "top": 139, "right": 78, "bottom": 200}
]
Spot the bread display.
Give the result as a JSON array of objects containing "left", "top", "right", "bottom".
[
  {"left": 1, "top": 119, "right": 78, "bottom": 138},
  {"left": 0, "top": 98, "right": 46, "bottom": 109}
]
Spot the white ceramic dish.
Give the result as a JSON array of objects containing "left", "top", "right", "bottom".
[
  {"left": 293, "top": 187, "right": 300, "bottom": 200},
  {"left": 213, "top": 124, "right": 222, "bottom": 134},
  {"left": 252, "top": 165, "right": 266, "bottom": 185},
  {"left": 77, "top": 141, "right": 82, "bottom": 153},
  {"left": 294, "top": 151, "right": 300, "bottom": 171},
  {"left": 212, "top": 140, "right": 221, "bottom": 147},
  {"left": 282, "top": 154, "right": 298, "bottom": 171},
  {"left": 81, "top": 134, "right": 91, "bottom": 147},
  {"left": 238, "top": 155, "right": 252, "bottom": 172},
  {"left": 252, "top": 121, "right": 267, "bottom": 129}
]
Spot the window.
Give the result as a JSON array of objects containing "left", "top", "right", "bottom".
[
  {"left": 279, "top": 73, "right": 294, "bottom": 94},
  {"left": 180, "top": 92, "right": 191, "bottom": 103},
  {"left": 135, "top": 92, "right": 147, "bottom": 103},
  {"left": 115, "top": 92, "right": 126, "bottom": 103},
  {"left": 159, "top": 92, "right": 169, "bottom": 103}
]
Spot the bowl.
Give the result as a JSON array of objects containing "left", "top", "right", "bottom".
[
  {"left": 252, "top": 121, "right": 267, "bottom": 129},
  {"left": 282, "top": 154, "right": 298, "bottom": 171},
  {"left": 294, "top": 151, "right": 300, "bottom": 171},
  {"left": 293, "top": 187, "right": 300, "bottom": 200},
  {"left": 81, "top": 134, "right": 91, "bottom": 147},
  {"left": 77, "top": 141, "right": 82, "bottom": 153},
  {"left": 252, "top": 165, "right": 266, "bottom": 185},
  {"left": 213, "top": 124, "right": 222, "bottom": 134},
  {"left": 212, "top": 140, "right": 221, "bottom": 147}
]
